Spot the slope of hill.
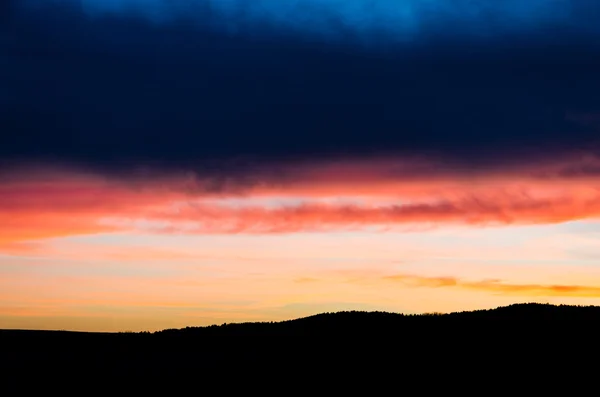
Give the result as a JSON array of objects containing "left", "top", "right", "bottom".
[
  {"left": 2, "top": 303, "right": 599, "bottom": 381},
  {"left": 151, "top": 302, "right": 600, "bottom": 334}
]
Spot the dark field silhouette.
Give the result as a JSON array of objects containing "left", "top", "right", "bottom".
[{"left": 2, "top": 303, "right": 598, "bottom": 386}]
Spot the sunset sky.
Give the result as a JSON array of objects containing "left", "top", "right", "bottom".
[{"left": 2, "top": 0, "right": 600, "bottom": 332}]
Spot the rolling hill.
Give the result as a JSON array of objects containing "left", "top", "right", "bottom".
[{"left": 2, "top": 303, "right": 598, "bottom": 383}]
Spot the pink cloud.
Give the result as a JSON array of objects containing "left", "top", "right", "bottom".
[{"left": 1, "top": 153, "right": 599, "bottom": 250}]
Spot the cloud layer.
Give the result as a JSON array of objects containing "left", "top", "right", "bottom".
[
  {"left": 2, "top": 1, "right": 600, "bottom": 174},
  {"left": 2, "top": 154, "right": 600, "bottom": 249},
  {"left": 383, "top": 274, "right": 600, "bottom": 298},
  {"left": 33, "top": 0, "right": 599, "bottom": 45}
]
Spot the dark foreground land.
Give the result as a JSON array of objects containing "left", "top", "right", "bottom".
[{"left": 2, "top": 303, "right": 599, "bottom": 387}]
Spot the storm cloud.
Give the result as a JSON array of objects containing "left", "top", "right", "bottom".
[{"left": 2, "top": 0, "right": 600, "bottom": 175}]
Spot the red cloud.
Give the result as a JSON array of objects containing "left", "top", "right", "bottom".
[
  {"left": 133, "top": 191, "right": 600, "bottom": 234},
  {"left": 1, "top": 154, "right": 600, "bottom": 248}
]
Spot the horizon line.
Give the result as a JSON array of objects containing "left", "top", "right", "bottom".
[{"left": 1, "top": 301, "right": 591, "bottom": 334}]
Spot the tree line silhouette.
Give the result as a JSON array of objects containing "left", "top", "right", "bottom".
[{"left": 2, "top": 303, "right": 598, "bottom": 383}]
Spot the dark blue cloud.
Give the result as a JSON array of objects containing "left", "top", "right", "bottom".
[
  {"left": 31, "top": 0, "right": 598, "bottom": 45},
  {"left": 1, "top": 1, "right": 600, "bottom": 174}
]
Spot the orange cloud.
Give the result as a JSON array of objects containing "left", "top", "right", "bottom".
[
  {"left": 127, "top": 190, "right": 600, "bottom": 233},
  {"left": 383, "top": 274, "right": 600, "bottom": 297},
  {"left": 0, "top": 168, "right": 186, "bottom": 248},
  {"left": 295, "top": 277, "right": 319, "bottom": 283},
  {"left": 1, "top": 154, "right": 600, "bottom": 248}
]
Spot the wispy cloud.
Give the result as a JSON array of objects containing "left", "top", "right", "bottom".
[
  {"left": 136, "top": 192, "right": 600, "bottom": 234},
  {"left": 1, "top": 155, "right": 600, "bottom": 250},
  {"left": 383, "top": 274, "right": 600, "bottom": 297}
]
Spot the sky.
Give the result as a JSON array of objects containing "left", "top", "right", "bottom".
[{"left": 1, "top": 0, "right": 600, "bottom": 332}]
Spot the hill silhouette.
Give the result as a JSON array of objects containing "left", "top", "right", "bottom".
[
  {"left": 2, "top": 303, "right": 598, "bottom": 385},
  {"left": 156, "top": 302, "right": 600, "bottom": 334}
]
